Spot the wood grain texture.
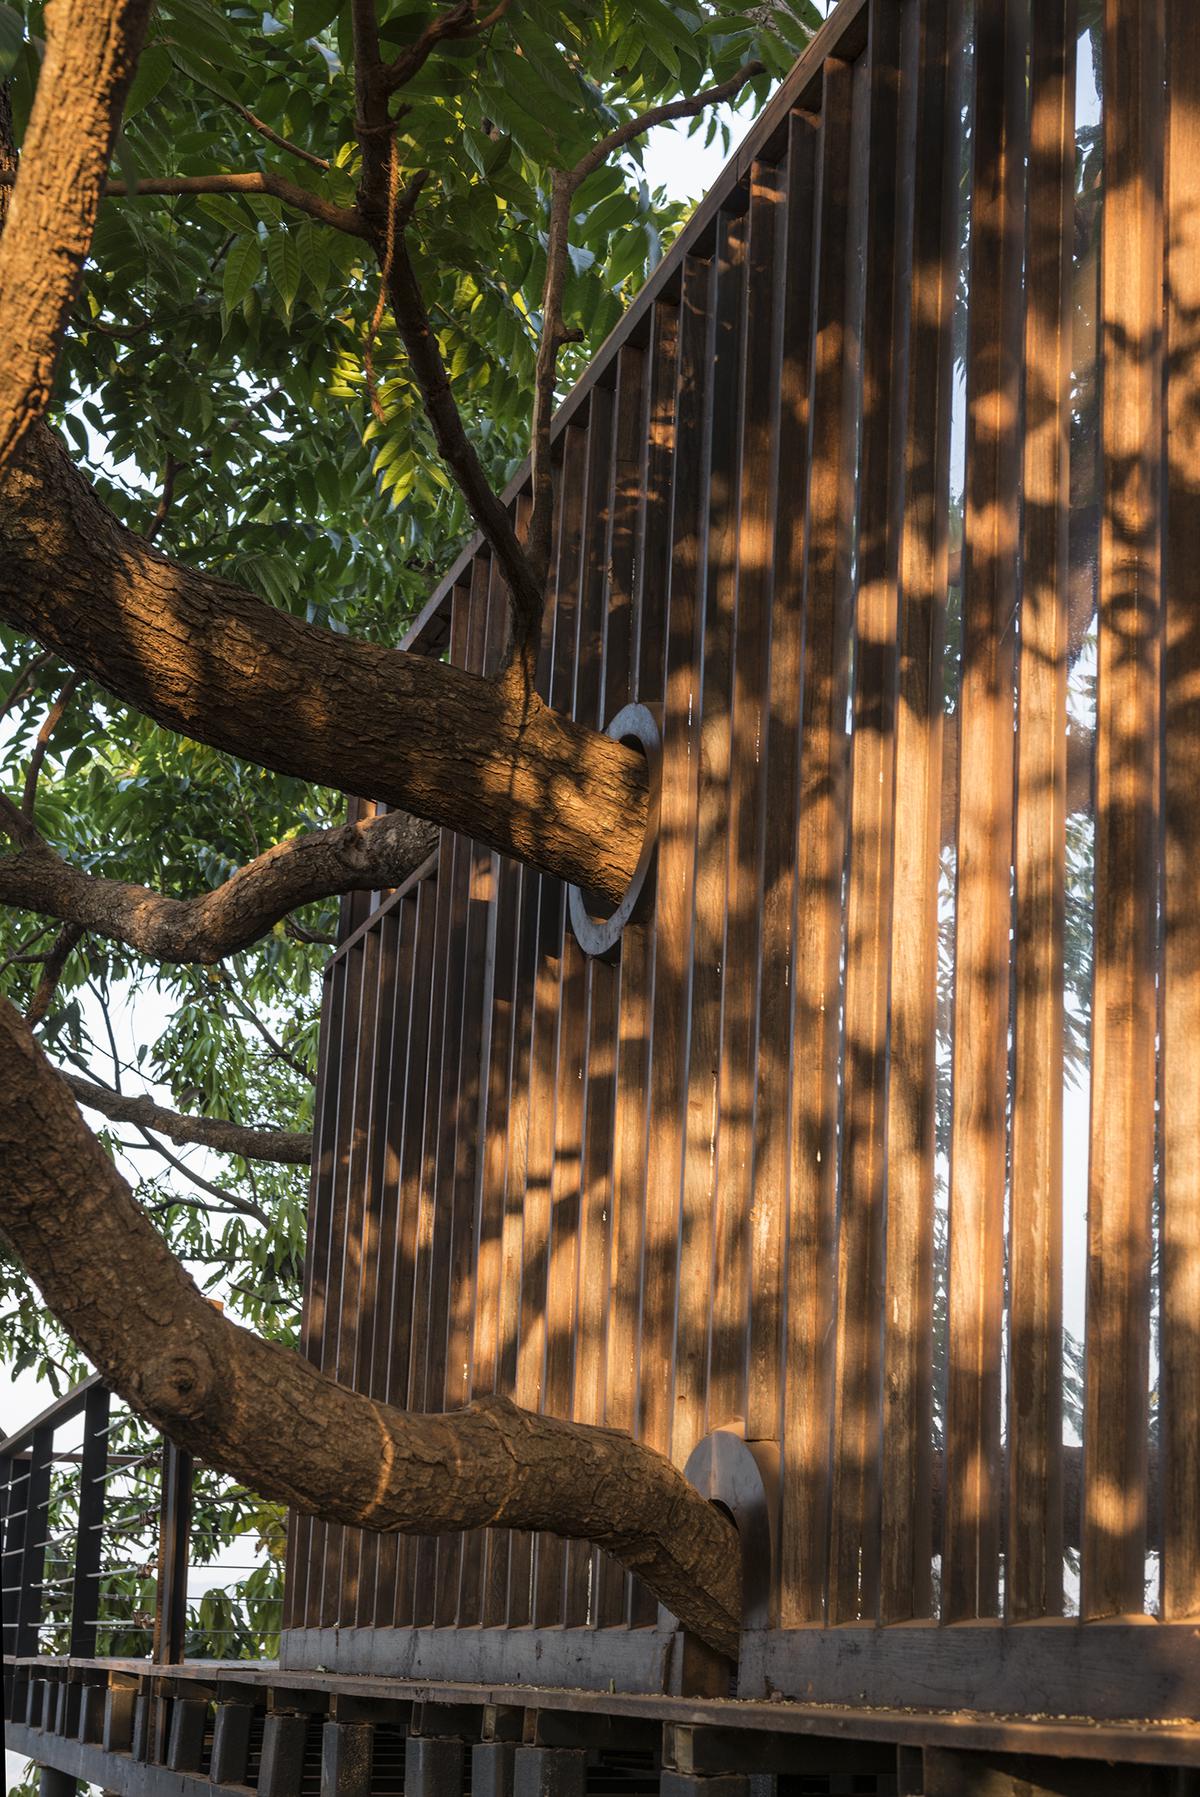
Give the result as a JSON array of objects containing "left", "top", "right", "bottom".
[
  {"left": 828, "top": 0, "right": 906, "bottom": 1626},
  {"left": 944, "top": 0, "right": 1027, "bottom": 1624},
  {"left": 1082, "top": 0, "right": 1164, "bottom": 1622},
  {"left": 1007, "top": 0, "right": 1074, "bottom": 1625},
  {"left": 779, "top": 52, "right": 860, "bottom": 1630},
  {"left": 1162, "top": 0, "right": 1200, "bottom": 1626},
  {"left": 879, "top": 0, "right": 958, "bottom": 1627},
  {"left": 745, "top": 110, "right": 817, "bottom": 1474}
]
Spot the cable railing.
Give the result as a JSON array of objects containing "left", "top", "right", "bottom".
[{"left": 0, "top": 1372, "right": 284, "bottom": 1725}]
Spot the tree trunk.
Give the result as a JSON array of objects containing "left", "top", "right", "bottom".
[
  {"left": 0, "top": 424, "right": 650, "bottom": 907},
  {"left": 0, "top": 999, "right": 742, "bottom": 1658}
]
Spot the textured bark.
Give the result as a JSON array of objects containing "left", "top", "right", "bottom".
[
  {"left": 62, "top": 1072, "right": 312, "bottom": 1164},
  {"left": 0, "top": 0, "right": 153, "bottom": 467},
  {"left": 0, "top": 999, "right": 741, "bottom": 1657},
  {"left": 0, "top": 425, "right": 648, "bottom": 906},
  {"left": 0, "top": 806, "right": 438, "bottom": 963}
]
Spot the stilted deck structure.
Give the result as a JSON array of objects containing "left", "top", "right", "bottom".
[{"left": 8, "top": 0, "right": 1200, "bottom": 1789}]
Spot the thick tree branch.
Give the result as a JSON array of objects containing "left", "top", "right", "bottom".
[
  {"left": 60, "top": 1069, "right": 310, "bottom": 1166},
  {"left": 0, "top": 803, "right": 437, "bottom": 963},
  {"left": 0, "top": 423, "right": 648, "bottom": 906},
  {"left": 0, "top": 0, "right": 154, "bottom": 469},
  {"left": 0, "top": 1000, "right": 742, "bottom": 1657}
]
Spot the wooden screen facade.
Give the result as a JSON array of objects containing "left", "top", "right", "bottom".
[{"left": 282, "top": 0, "right": 1200, "bottom": 1722}]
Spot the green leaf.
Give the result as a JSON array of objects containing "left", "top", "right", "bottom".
[
  {"left": 266, "top": 229, "right": 302, "bottom": 318},
  {"left": 0, "top": 5, "right": 22, "bottom": 79},
  {"left": 124, "top": 42, "right": 173, "bottom": 116},
  {"left": 222, "top": 234, "right": 262, "bottom": 315},
  {"left": 293, "top": 0, "right": 343, "bottom": 35}
]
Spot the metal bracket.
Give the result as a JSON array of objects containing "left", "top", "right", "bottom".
[
  {"left": 682, "top": 1423, "right": 780, "bottom": 1635},
  {"left": 568, "top": 703, "right": 662, "bottom": 962}
]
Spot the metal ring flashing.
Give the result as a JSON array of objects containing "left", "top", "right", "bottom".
[{"left": 568, "top": 702, "right": 662, "bottom": 962}]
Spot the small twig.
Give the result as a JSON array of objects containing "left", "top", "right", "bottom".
[
  {"left": 214, "top": 966, "right": 316, "bottom": 1085},
  {"left": 133, "top": 1124, "right": 273, "bottom": 1225},
  {"left": 22, "top": 673, "right": 83, "bottom": 817},
  {"left": 383, "top": 0, "right": 513, "bottom": 94},
  {"left": 0, "top": 650, "right": 54, "bottom": 726},
  {"left": 25, "top": 922, "right": 84, "bottom": 1027},
  {"left": 0, "top": 921, "right": 56, "bottom": 982},
  {"left": 145, "top": 451, "right": 184, "bottom": 545},
  {"left": 173, "top": 57, "right": 330, "bottom": 170}
]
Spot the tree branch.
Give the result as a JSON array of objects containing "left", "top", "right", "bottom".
[
  {"left": 0, "top": 998, "right": 742, "bottom": 1656},
  {"left": 25, "top": 922, "right": 83, "bottom": 1027},
  {"left": 521, "top": 60, "right": 766, "bottom": 639},
  {"left": 0, "top": 0, "right": 155, "bottom": 469},
  {"left": 0, "top": 803, "right": 438, "bottom": 963},
  {"left": 175, "top": 60, "right": 330, "bottom": 171},
  {"left": 211, "top": 968, "right": 316, "bottom": 1087},
  {"left": 145, "top": 451, "right": 184, "bottom": 545},
  {"left": 0, "top": 166, "right": 365, "bottom": 236},
  {"left": 60, "top": 1069, "right": 311, "bottom": 1166},
  {"left": 382, "top": 0, "right": 514, "bottom": 95},
  {"left": 0, "top": 422, "right": 648, "bottom": 907},
  {"left": 22, "top": 672, "right": 82, "bottom": 816}
]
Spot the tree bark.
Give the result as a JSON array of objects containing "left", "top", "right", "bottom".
[
  {"left": 0, "top": 0, "right": 153, "bottom": 468},
  {"left": 0, "top": 804, "right": 439, "bottom": 963},
  {"left": 0, "top": 424, "right": 649, "bottom": 906},
  {"left": 61, "top": 1072, "right": 312, "bottom": 1164},
  {"left": 0, "top": 999, "right": 741, "bottom": 1657}
]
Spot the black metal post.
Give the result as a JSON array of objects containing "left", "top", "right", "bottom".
[
  {"left": 68, "top": 1384, "right": 109, "bottom": 1660},
  {"left": 2, "top": 1448, "right": 31, "bottom": 1717},
  {"left": 151, "top": 1438, "right": 192, "bottom": 1665},
  {"left": 16, "top": 1425, "right": 54, "bottom": 1661}
]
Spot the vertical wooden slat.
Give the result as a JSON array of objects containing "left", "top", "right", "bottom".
[
  {"left": 355, "top": 904, "right": 410, "bottom": 1627},
  {"left": 358, "top": 896, "right": 416, "bottom": 1626},
  {"left": 330, "top": 924, "right": 384, "bottom": 1622},
  {"left": 1082, "top": 0, "right": 1164, "bottom": 1621},
  {"left": 508, "top": 426, "right": 587, "bottom": 1626},
  {"left": 944, "top": 0, "right": 1027, "bottom": 1624},
  {"left": 779, "top": 52, "right": 860, "bottom": 1630},
  {"left": 636, "top": 251, "right": 714, "bottom": 1590},
  {"left": 746, "top": 111, "right": 818, "bottom": 1470},
  {"left": 481, "top": 497, "right": 557, "bottom": 1632},
  {"left": 316, "top": 937, "right": 368, "bottom": 1625},
  {"left": 404, "top": 581, "right": 473, "bottom": 1626},
  {"left": 378, "top": 876, "right": 439, "bottom": 1628},
  {"left": 536, "top": 396, "right": 613, "bottom": 1625},
  {"left": 563, "top": 381, "right": 622, "bottom": 1629},
  {"left": 1007, "top": 0, "right": 1075, "bottom": 1625},
  {"left": 459, "top": 559, "right": 526, "bottom": 1630},
  {"left": 285, "top": 958, "right": 339, "bottom": 1632},
  {"left": 707, "top": 166, "right": 783, "bottom": 1441},
  {"left": 596, "top": 305, "right": 678, "bottom": 1630},
  {"left": 879, "top": 0, "right": 960, "bottom": 1627},
  {"left": 673, "top": 207, "right": 746, "bottom": 1475},
  {"left": 828, "top": 0, "right": 908, "bottom": 1626},
  {"left": 435, "top": 559, "right": 506, "bottom": 1626},
  {"left": 1162, "top": 0, "right": 1200, "bottom": 1625}
]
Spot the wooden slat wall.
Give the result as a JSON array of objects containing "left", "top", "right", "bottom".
[{"left": 284, "top": 0, "right": 1197, "bottom": 1671}]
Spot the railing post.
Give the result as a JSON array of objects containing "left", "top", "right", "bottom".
[
  {"left": 1, "top": 1447, "right": 31, "bottom": 1718},
  {"left": 152, "top": 1437, "right": 193, "bottom": 1665},
  {"left": 16, "top": 1424, "right": 54, "bottom": 1662},
  {"left": 69, "top": 1384, "right": 109, "bottom": 1660}
]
